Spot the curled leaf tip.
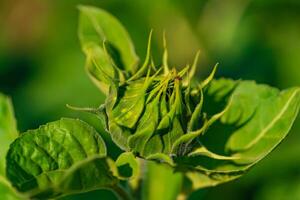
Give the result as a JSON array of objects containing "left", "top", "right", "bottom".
[
  {"left": 127, "top": 30, "right": 153, "bottom": 82},
  {"left": 188, "top": 50, "right": 201, "bottom": 80},
  {"left": 162, "top": 31, "right": 170, "bottom": 75},
  {"left": 199, "top": 63, "right": 218, "bottom": 89}
]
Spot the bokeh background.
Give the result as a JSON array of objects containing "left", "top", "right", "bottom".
[{"left": 1, "top": 0, "right": 300, "bottom": 199}]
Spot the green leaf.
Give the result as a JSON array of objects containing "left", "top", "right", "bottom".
[
  {"left": 161, "top": 79, "right": 186, "bottom": 154},
  {"left": 79, "top": 5, "right": 138, "bottom": 71},
  {"left": 226, "top": 84, "right": 300, "bottom": 164},
  {"left": 128, "top": 92, "right": 160, "bottom": 157},
  {"left": 115, "top": 152, "right": 139, "bottom": 179},
  {"left": 0, "top": 94, "right": 18, "bottom": 175},
  {"left": 6, "top": 118, "right": 118, "bottom": 199},
  {"left": 79, "top": 5, "right": 139, "bottom": 94},
  {"left": 142, "top": 161, "right": 183, "bottom": 200},
  {"left": 106, "top": 77, "right": 156, "bottom": 150},
  {"left": 185, "top": 170, "right": 242, "bottom": 189},
  {"left": 82, "top": 43, "right": 117, "bottom": 95},
  {"left": 0, "top": 94, "right": 23, "bottom": 199},
  {"left": 183, "top": 79, "right": 300, "bottom": 188},
  {"left": 0, "top": 176, "right": 24, "bottom": 200},
  {"left": 127, "top": 30, "right": 153, "bottom": 81},
  {"left": 111, "top": 80, "right": 149, "bottom": 129}
]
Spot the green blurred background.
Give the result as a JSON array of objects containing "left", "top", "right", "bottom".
[{"left": 1, "top": 0, "right": 300, "bottom": 199}]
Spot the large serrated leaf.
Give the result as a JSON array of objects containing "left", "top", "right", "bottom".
[{"left": 6, "top": 118, "right": 117, "bottom": 199}]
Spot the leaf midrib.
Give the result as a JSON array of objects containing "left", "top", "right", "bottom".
[{"left": 243, "top": 88, "right": 300, "bottom": 150}]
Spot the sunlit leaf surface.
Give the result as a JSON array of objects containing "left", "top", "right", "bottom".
[{"left": 6, "top": 118, "right": 117, "bottom": 199}]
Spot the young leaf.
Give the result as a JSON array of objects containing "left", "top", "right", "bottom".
[
  {"left": 106, "top": 75, "right": 157, "bottom": 150},
  {"left": 0, "top": 94, "right": 23, "bottom": 200},
  {"left": 127, "top": 94, "right": 160, "bottom": 157},
  {"left": 127, "top": 30, "right": 153, "bottom": 81},
  {"left": 161, "top": 79, "right": 186, "bottom": 154},
  {"left": 111, "top": 80, "right": 149, "bottom": 129},
  {"left": 6, "top": 118, "right": 118, "bottom": 199},
  {"left": 79, "top": 5, "right": 138, "bottom": 72},
  {"left": 79, "top": 5, "right": 139, "bottom": 94},
  {"left": 162, "top": 31, "right": 170, "bottom": 75},
  {"left": 0, "top": 94, "right": 18, "bottom": 176},
  {"left": 83, "top": 43, "right": 117, "bottom": 95}
]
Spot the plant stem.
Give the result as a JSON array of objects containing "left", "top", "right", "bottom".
[{"left": 111, "top": 184, "right": 134, "bottom": 200}]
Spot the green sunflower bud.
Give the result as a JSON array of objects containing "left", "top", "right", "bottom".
[
  {"left": 78, "top": 5, "right": 300, "bottom": 189},
  {"left": 105, "top": 60, "right": 221, "bottom": 158}
]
